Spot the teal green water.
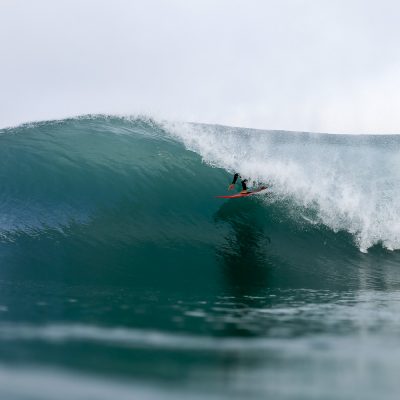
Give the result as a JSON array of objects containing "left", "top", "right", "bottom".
[{"left": 1, "top": 116, "right": 400, "bottom": 399}]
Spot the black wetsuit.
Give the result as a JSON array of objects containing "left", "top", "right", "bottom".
[{"left": 232, "top": 173, "right": 248, "bottom": 191}]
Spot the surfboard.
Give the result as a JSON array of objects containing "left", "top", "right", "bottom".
[{"left": 216, "top": 186, "right": 268, "bottom": 199}]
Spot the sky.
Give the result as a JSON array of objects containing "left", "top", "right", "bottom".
[{"left": 1, "top": 0, "right": 400, "bottom": 133}]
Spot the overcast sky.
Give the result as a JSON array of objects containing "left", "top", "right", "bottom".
[{"left": 1, "top": 0, "right": 400, "bottom": 133}]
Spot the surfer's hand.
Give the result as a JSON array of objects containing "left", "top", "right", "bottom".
[{"left": 228, "top": 184, "right": 235, "bottom": 191}]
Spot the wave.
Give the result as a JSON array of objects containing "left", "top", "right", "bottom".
[
  {"left": 0, "top": 115, "right": 399, "bottom": 292},
  {"left": 0, "top": 322, "right": 305, "bottom": 351}
]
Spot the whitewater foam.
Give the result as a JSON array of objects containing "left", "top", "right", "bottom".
[{"left": 165, "top": 121, "right": 400, "bottom": 252}]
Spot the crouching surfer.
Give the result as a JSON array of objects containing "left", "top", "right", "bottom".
[{"left": 228, "top": 173, "right": 248, "bottom": 194}]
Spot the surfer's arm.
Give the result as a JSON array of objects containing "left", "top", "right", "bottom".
[{"left": 228, "top": 173, "right": 240, "bottom": 190}]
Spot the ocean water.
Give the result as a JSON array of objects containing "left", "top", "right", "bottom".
[{"left": 1, "top": 115, "right": 400, "bottom": 399}]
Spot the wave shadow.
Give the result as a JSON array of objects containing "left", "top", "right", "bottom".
[{"left": 213, "top": 199, "right": 272, "bottom": 297}]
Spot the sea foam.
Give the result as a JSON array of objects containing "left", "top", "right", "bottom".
[{"left": 165, "top": 121, "right": 400, "bottom": 252}]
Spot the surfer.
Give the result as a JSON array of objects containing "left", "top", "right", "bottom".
[{"left": 228, "top": 173, "right": 248, "bottom": 194}]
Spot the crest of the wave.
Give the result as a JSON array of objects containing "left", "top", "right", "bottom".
[{"left": 164, "top": 121, "right": 400, "bottom": 252}]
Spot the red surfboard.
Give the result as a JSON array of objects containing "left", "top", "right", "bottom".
[{"left": 216, "top": 186, "right": 268, "bottom": 199}]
